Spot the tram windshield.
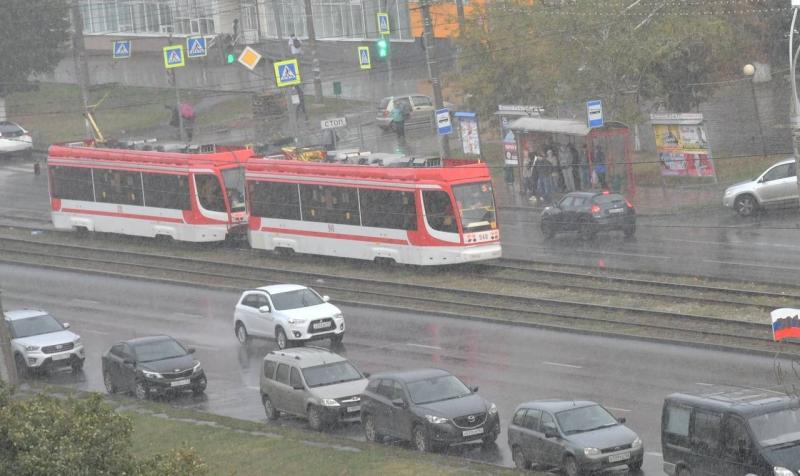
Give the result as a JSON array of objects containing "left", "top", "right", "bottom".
[
  {"left": 221, "top": 167, "right": 246, "bottom": 212},
  {"left": 453, "top": 182, "right": 496, "bottom": 232}
]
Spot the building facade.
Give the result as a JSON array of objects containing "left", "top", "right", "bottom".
[{"left": 78, "top": 0, "right": 414, "bottom": 42}]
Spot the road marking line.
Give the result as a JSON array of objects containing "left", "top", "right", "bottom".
[
  {"left": 702, "top": 259, "right": 798, "bottom": 271},
  {"left": 695, "top": 382, "right": 714, "bottom": 386},
  {"left": 83, "top": 329, "right": 109, "bottom": 335},
  {"left": 69, "top": 298, "right": 99, "bottom": 306},
  {"left": 646, "top": 451, "right": 663, "bottom": 457},
  {"left": 542, "top": 361, "right": 582, "bottom": 369},
  {"left": 169, "top": 312, "right": 204, "bottom": 320},
  {"left": 406, "top": 343, "right": 442, "bottom": 351},
  {"left": 606, "top": 406, "right": 631, "bottom": 413}
]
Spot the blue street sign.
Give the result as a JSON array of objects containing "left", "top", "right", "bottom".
[
  {"left": 587, "top": 99, "right": 604, "bottom": 128},
  {"left": 163, "top": 44, "right": 185, "bottom": 69},
  {"left": 436, "top": 108, "right": 452, "bottom": 135},
  {"left": 358, "top": 46, "right": 371, "bottom": 70},
  {"left": 377, "top": 13, "right": 390, "bottom": 35},
  {"left": 113, "top": 40, "right": 131, "bottom": 59},
  {"left": 273, "top": 59, "right": 301, "bottom": 87},
  {"left": 187, "top": 36, "right": 207, "bottom": 58}
]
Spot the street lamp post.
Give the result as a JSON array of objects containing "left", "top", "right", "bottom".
[
  {"left": 790, "top": 4, "right": 800, "bottom": 211},
  {"left": 743, "top": 64, "right": 767, "bottom": 159}
]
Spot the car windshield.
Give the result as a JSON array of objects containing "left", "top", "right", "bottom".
[
  {"left": 270, "top": 288, "right": 324, "bottom": 310},
  {"left": 302, "top": 361, "right": 362, "bottom": 388},
  {"left": 8, "top": 314, "right": 63, "bottom": 338},
  {"left": 221, "top": 167, "right": 246, "bottom": 212},
  {"left": 749, "top": 407, "right": 800, "bottom": 447},
  {"left": 556, "top": 405, "right": 619, "bottom": 435},
  {"left": 133, "top": 339, "right": 187, "bottom": 363},
  {"left": 453, "top": 182, "right": 497, "bottom": 233},
  {"left": 379, "top": 97, "right": 391, "bottom": 110},
  {"left": 406, "top": 375, "right": 472, "bottom": 404}
]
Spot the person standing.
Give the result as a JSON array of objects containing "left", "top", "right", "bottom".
[
  {"left": 390, "top": 101, "right": 408, "bottom": 140},
  {"left": 294, "top": 84, "right": 307, "bottom": 122},
  {"left": 559, "top": 143, "right": 575, "bottom": 191},
  {"left": 289, "top": 34, "right": 302, "bottom": 56},
  {"left": 536, "top": 150, "right": 553, "bottom": 203},
  {"left": 504, "top": 163, "right": 516, "bottom": 193},
  {"left": 594, "top": 145, "right": 607, "bottom": 189},
  {"left": 522, "top": 153, "right": 534, "bottom": 199},
  {"left": 568, "top": 142, "right": 581, "bottom": 190}
]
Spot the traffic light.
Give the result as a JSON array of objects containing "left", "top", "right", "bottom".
[
  {"left": 226, "top": 52, "right": 236, "bottom": 64},
  {"left": 376, "top": 36, "right": 389, "bottom": 59}
]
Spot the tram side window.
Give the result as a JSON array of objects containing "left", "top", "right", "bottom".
[
  {"left": 423, "top": 190, "right": 458, "bottom": 233},
  {"left": 50, "top": 166, "right": 94, "bottom": 201},
  {"left": 95, "top": 169, "right": 143, "bottom": 206},
  {"left": 299, "top": 185, "right": 360, "bottom": 226},
  {"left": 195, "top": 174, "right": 227, "bottom": 212},
  {"left": 142, "top": 173, "right": 190, "bottom": 210},
  {"left": 248, "top": 181, "right": 301, "bottom": 220},
  {"left": 360, "top": 189, "right": 417, "bottom": 230}
]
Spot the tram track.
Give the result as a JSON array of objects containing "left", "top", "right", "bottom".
[{"left": 0, "top": 235, "right": 795, "bottom": 357}]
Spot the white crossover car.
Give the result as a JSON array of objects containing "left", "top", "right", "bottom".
[
  {"left": 4, "top": 309, "right": 85, "bottom": 376},
  {"left": 233, "top": 284, "right": 345, "bottom": 349},
  {"left": 0, "top": 121, "right": 33, "bottom": 157}
]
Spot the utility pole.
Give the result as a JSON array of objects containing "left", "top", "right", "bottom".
[
  {"left": 303, "top": 0, "right": 323, "bottom": 103},
  {"left": 790, "top": 5, "right": 800, "bottom": 209},
  {"left": 381, "top": 0, "right": 394, "bottom": 89},
  {"left": 420, "top": 0, "right": 450, "bottom": 158},
  {"left": 0, "top": 290, "right": 18, "bottom": 388},
  {"left": 455, "top": 0, "right": 465, "bottom": 73},
  {"left": 168, "top": 35, "right": 184, "bottom": 141},
  {"left": 69, "top": 0, "right": 93, "bottom": 139}
]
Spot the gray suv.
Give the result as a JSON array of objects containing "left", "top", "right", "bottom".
[
  {"left": 259, "top": 347, "right": 368, "bottom": 430},
  {"left": 723, "top": 158, "right": 798, "bottom": 216},
  {"left": 508, "top": 400, "right": 643, "bottom": 475}
]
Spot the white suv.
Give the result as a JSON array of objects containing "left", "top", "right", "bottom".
[
  {"left": 4, "top": 309, "right": 85, "bottom": 376},
  {"left": 723, "top": 158, "right": 798, "bottom": 216},
  {"left": 233, "top": 284, "right": 345, "bottom": 349}
]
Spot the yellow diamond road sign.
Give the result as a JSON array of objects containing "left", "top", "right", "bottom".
[
  {"left": 162, "top": 44, "right": 185, "bottom": 69},
  {"left": 273, "top": 58, "right": 301, "bottom": 88},
  {"left": 238, "top": 46, "right": 262, "bottom": 71}
]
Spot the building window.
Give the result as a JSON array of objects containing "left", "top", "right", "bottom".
[{"left": 261, "top": 0, "right": 408, "bottom": 40}]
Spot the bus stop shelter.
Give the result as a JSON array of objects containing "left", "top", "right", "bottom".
[{"left": 508, "top": 117, "right": 636, "bottom": 198}]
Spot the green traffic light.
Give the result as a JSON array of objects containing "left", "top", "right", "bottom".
[
  {"left": 226, "top": 53, "right": 236, "bottom": 64},
  {"left": 376, "top": 38, "right": 388, "bottom": 58}
]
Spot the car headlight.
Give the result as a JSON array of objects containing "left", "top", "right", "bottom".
[
  {"left": 584, "top": 447, "right": 601, "bottom": 457},
  {"left": 24, "top": 345, "right": 40, "bottom": 352},
  {"left": 192, "top": 361, "right": 202, "bottom": 373},
  {"left": 287, "top": 318, "right": 305, "bottom": 325},
  {"left": 488, "top": 403, "right": 498, "bottom": 415},
  {"left": 631, "top": 437, "right": 642, "bottom": 449},
  {"left": 774, "top": 467, "right": 795, "bottom": 476},
  {"left": 141, "top": 369, "right": 163, "bottom": 379},
  {"left": 333, "top": 313, "right": 343, "bottom": 320},
  {"left": 425, "top": 415, "right": 449, "bottom": 424},
  {"left": 321, "top": 398, "right": 340, "bottom": 407}
]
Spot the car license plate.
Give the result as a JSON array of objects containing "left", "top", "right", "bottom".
[
  {"left": 170, "top": 378, "right": 191, "bottom": 387},
  {"left": 51, "top": 353, "right": 70, "bottom": 361},
  {"left": 346, "top": 405, "right": 361, "bottom": 413},
  {"left": 609, "top": 208, "right": 624, "bottom": 214},
  {"left": 608, "top": 452, "right": 630, "bottom": 463},
  {"left": 313, "top": 322, "right": 331, "bottom": 330},
  {"left": 462, "top": 427, "right": 484, "bottom": 437}
]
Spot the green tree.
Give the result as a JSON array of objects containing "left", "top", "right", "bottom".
[{"left": 0, "top": 0, "right": 70, "bottom": 119}]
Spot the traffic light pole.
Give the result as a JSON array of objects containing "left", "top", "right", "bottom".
[
  {"left": 420, "top": 0, "right": 450, "bottom": 159},
  {"left": 303, "top": 0, "right": 323, "bottom": 103},
  {"left": 70, "top": 0, "right": 93, "bottom": 140}
]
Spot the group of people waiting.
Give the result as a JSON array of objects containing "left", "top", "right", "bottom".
[{"left": 518, "top": 143, "right": 607, "bottom": 203}]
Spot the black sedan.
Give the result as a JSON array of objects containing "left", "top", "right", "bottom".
[
  {"left": 101, "top": 335, "right": 206, "bottom": 399},
  {"left": 540, "top": 191, "right": 636, "bottom": 240}
]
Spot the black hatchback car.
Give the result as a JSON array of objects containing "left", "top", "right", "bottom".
[
  {"left": 541, "top": 191, "right": 636, "bottom": 239},
  {"left": 360, "top": 368, "right": 500, "bottom": 452},
  {"left": 101, "top": 335, "right": 206, "bottom": 399}
]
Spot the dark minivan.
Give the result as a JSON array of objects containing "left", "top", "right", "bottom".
[{"left": 662, "top": 388, "right": 800, "bottom": 476}]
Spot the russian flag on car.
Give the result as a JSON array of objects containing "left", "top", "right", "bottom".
[{"left": 771, "top": 308, "right": 800, "bottom": 342}]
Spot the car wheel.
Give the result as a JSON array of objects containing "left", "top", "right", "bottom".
[
  {"left": 134, "top": 381, "right": 148, "bottom": 400},
  {"left": 103, "top": 369, "right": 117, "bottom": 394},
  {"left": 363, "top": 414, "right": 382, "bottom": 443},
  {"left": 14, "top": 354, "right": 29, "bottom": 379},
  {"left": 330, "top": 333, "right": 344, "bottom": 346},
  {"left": 235, "top": 322, "right": 250, "bottom": 345},
  {"left": 628, "top": 460, "right": 643, "bottom": 472},
  {"left": 512, "top": 445, "right": 531, "bottom": 470},
  {"left": 563, "top": 455, "right": 580, "bottom": 476},
  {"left": 275, "top": 327, "right": 289, "bottom": 350},
  {"left": 413, "top": 425, "right": 432, "bottom": 452},
  {"left": 623, "top": 222, "right": 636, "bottom": 238},
  {"left": 541, "top": 221, "right": 556, "bottom": 239},
  {"left": 734, "top": 194, "right": 758, "bottom": 217},
  {"left": 71, "top": 360, "right": 84, "bottom": 373},
  {"left": 307, "top": 405, "right": 324, "bottom": 431},
  {"left": 262, "top": 394, "right": 279, "bottom": 420}
]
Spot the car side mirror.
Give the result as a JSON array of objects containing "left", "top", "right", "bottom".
[
  {"left": 259, "top": 305, "right": 270, "bottom": 313},
  {"left": 544, "top": 429, "right": 559, "bottom": 439},
  {"left": 63, "top": 322, "right": 71, "bottom": 329},
  {"left": 292, "top": 382, "right": 304, "bottom": 390},
  {"left": 391, "top": 398, "right": 407, "bottom": 408},
  {"left": 470, "top": 385, "right": 479, "bottom": 393},
  {"left": 363, "top": 372, "right": 371, "bottom": 378},
  {"left": 123, "top": 359, "right": 135, "bottom": 366},
  {"left": 322, "top": 295, "right": 330, "bottom": 302},
  {"left": 187, "top": 347, "right": 196, "bottom": 354},
  {"left": 617, "top": 417, "right": 626, "bottom": 424}
]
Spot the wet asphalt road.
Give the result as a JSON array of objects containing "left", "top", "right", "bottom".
[{"left": 1, "top": 263, "right": 792, "bottom": 474}]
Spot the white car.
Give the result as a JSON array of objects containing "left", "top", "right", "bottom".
[
  {"left": 723, "top": 158, "right": 798, "bottom": 216},
  {"left": 233, "top": 284, "right": 345, "bottom": 349},
  {"left": 0, "top": 121, "right": 33, "bottom": 157},
  {"left": 4, "top": 309, "right": 85, "bottom": 376}
]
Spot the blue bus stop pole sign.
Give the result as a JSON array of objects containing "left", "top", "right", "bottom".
[{"left": 587, "top": 99, "right": 603, "bottom": 128}]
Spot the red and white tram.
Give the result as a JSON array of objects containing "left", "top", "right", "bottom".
[
  {"left": 47, "top": 142, "right": 251, "bottom": 242},
  {"left": 245, "top": 158, "right": 502, "bottom": 265}
]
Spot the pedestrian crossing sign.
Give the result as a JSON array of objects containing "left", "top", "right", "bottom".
[
  {"left": 273, "top": 58, "right": 301, "bottom": 87},
  {"left": 113, "top": 40, "right": 131, "bottom": 59},
  {"left": 377, "top": 12, "right": 390, "bottom": 35},
  {"left": 163, "top": 44, "right": 185, "bottom": 69},
  {"left": 187, "top": 36, "right": 207, "bottom": 58},
  {"left": 358, "top": 46, "right": 371, "bottom": 70}
]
